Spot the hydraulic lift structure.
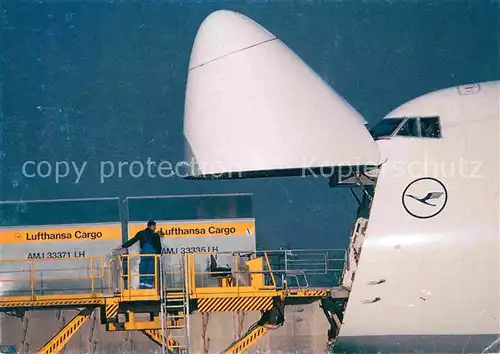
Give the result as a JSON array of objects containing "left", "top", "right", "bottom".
[{"left": 0, "top": 249, "right": 349, "bottom": 353}]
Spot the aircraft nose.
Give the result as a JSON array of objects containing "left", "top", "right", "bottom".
[{"left": 188, "top": 10, "right": 276, "bottom": 70}]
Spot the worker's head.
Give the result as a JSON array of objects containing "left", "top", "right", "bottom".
[{"left": 147, "top": 220, "right": 156, "bottom": 231}]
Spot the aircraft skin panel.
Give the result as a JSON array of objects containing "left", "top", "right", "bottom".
[
  {"left": 333, "top": 334, "right": 500, "bottom": 354},
  {"left": 335, "top": 82, "right": 500, "bottom": 353},
  {"left": 184, "top": 10, "right": 382, "bottom": 178},
  {"left": 384, "top": 81, "right": 499, "bottom": 126},
  {"left": 187, "top": 10, "right": 276, "bottom": 70}
]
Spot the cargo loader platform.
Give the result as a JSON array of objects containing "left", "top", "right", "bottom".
[{"left": 0, "top": 249, "right": 349, "bottom": 354}]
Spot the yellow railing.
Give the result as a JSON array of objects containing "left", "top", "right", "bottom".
[
  {"left": 0, "top": 256, "right": 105, "bottom": 299},
  {"left": 111, "top": 251, "right": 271, "bottom": 298},
  {"left": 118, "top": 253, "right": 159, "bottom": 293},
  {"left": 183, "top": 249, "right": 346, "bottom": 297},
  {"left": 109, "top": 249, "right": 346, "bottom": 298},
  {"left": 183, "top": 251, "right": 278, "bottom": 298},
  {"left": 114, "top": 253, "right": 185, "bottom": 295}
]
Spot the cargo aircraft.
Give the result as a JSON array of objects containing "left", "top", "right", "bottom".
[{"left": 182, "top": 10, "right": 500, "bottom": 353}]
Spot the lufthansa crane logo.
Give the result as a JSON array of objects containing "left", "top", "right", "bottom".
[{"left": 402, "top": 177, "right": 448, "bottom": 219}]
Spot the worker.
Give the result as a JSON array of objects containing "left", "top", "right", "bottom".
[{"left": 120, "top": 220, "right": 162, "bottom": 289}]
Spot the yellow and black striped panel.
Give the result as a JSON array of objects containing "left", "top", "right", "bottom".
[
  {"left": 38, "top": 307, "right": 94, "bottom": 354},
  {"left": 105, "top": 302, "right": 119, "bottom": 319},
  {"left": 289, "top": 289, "right": 329, "bottom": 298},
  {"left": 226, "top": 325, "right": 267, "bottom": 354},
  {"left": 302, "top": 289, "right": 328, "bottom": 297},
  {"left": 197, "top": 296, "right": 273, "bottom": 313},
  {"left": 0, "top": 298, "right": 103, "bottom": 308}
]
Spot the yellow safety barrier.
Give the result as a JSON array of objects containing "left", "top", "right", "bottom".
[
  {"left": 118, "top": 253, "right": 159, "bottom": 292},
  {"left": 115, "top": 253, "right": 185, "bottom": 301},
  {"left": 0, "top": 256, "right": 105, "bottom": 300},
  {"left": 183, "top": 251, "right": 280, "bottom": 298}
]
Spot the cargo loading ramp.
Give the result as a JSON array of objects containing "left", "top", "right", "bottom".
[{"left": 0, "top": 248, "right": 348, "bottom": 354}]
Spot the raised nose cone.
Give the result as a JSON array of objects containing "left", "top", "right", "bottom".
[
  {"left": 188, "top": 10, "right": 276, "bottom": 70},
  {"left": 183, "top": 11, "right": 382, "bottom": 179}
]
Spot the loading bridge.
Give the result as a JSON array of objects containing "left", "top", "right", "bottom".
[{"left": 0, "top": 249, "right": 349, "bottom": 353}]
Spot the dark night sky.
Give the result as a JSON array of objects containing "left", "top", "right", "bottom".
[{"left": 1, "top": 1, "right": 498, "bottom": 249}]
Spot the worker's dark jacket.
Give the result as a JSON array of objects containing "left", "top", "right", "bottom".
[{"left": 122, "top": 228, "right": 162, "bottom": 254}]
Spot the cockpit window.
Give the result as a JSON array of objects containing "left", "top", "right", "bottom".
[
  {"left": 420, "top": 117, "right": 441, "bottom": 138},
  {"left": 369, "top": 116, "right": 442, "bottom": 140},
  {"left": 395, "top": 118, "right": 419, "bottom": 137},
  {"left": 368, "top": 118, "right": 404, "bottom": 139}
]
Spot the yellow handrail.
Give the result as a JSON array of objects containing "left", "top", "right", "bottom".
[
  {"left": 30, "top": 261, "right": 34, "bottom": 299},
  {"left": 0, "top": 256, "right": 105, "bottom": 297},
  {"left": 264, "top": 252, "right": 276, "bottom": 287},
  {"left": 115, "top": 254, "right": 184, "bottom": 295}
]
